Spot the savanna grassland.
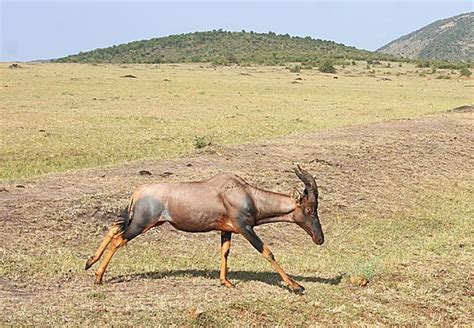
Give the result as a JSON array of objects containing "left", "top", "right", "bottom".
[
  {"left": 1, "top": 62, "right": 473, "bottom": 326},
  {"left": 0, "top": 61, "right": 471, "bottom": 180}
]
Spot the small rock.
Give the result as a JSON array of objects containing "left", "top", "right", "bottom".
[
  {"left": 189, "top": 307, "right": 204, "bottom": 320},
  {"left": 15, "top": 184, "right": 26, "bottom": 188},
  {"left": 138, "top": 170, "right": 152, "bottom": 176},
  {"left": 121, "top": 74, "right": 137, "bottom": 78},
  {"left": 159, "top": 171, "right": 173, "bottom": 178},
  {"left": 349, "top": 275, "right": 368, "bottom": 287}
]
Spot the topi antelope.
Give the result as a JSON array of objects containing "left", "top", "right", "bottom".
[{"left": 85, "top": 165, "right": 324, "bottom": 293}]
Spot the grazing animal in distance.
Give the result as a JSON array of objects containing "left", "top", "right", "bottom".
[{"left": 85, "top": 165, "right": 324, "bottom": 293}]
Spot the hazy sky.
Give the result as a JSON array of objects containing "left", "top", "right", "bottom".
[{"left": 1, "top": 1, "right": 472, "bottom": 62}]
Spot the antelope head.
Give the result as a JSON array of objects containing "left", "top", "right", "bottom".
[{"left": 293, "top": 165, "right": 324, "bottom": 245}]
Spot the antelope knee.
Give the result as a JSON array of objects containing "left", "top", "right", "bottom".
[{"left": 262, "top": 246, "right": 275, "bottom": 261}]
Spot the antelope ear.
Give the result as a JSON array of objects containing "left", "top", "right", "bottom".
[{"left": 291, "top": 187, "right": 303, "bottom": 202}]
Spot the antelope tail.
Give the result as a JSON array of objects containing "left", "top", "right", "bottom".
[{"left": 113, "top": 198, "right": 134, "bottom": 234}]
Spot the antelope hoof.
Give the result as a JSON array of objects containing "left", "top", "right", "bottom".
[
  {"left": 94, "top": 274, "right": 104, "bottom": 285},
  {"left": 290, "top": 284, "right": 305, "bottom": 295},
  {"left": 220, "top": 280, "right": 234, "bottom": 288},
  {"left": 85, "top": 258, "right": 93, "bottom": 270}
]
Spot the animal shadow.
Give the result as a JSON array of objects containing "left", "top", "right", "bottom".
[{"left": 110, "top": 269, "right": 344, "bottom": 289}]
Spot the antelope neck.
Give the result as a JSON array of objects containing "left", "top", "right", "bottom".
[{"left": 249, "top": 187, "right": 297, "bottom": 224}]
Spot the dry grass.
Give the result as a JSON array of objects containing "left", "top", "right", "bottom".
[{"left": 1, "top": 62, "right": 471, "bottom": 180}]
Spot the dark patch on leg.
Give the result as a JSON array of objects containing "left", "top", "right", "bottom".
[
  {"left": 241, "top": 225, "right": 264, "bottom": 253},
  {"left": 221, "top": 231, "right": 232, "bottom": 257}
]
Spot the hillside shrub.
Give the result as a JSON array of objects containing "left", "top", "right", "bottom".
[
  {"left": 460, "top": 67, "right": 472, "bottom": 77},
  {"left": 416, "top": 61, "right": 430, "bottom": 68},
  {"left": 319, "top": 60, "right": 336, "bottom": 73}
]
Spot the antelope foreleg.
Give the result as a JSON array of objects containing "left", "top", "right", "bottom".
[
  {"left": 240, "top": 226, "right": 304, "bottom": 294},
  {"left": 220, "top": 231, "right": 233, "bottom": 288},
  {"left": 85, "top": 224, "right": 122, "bottom": 270}
]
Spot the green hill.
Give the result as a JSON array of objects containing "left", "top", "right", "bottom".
[
  {"left": 55, "top": 30, "right": 399, "bottom": 65},
  {"left": 377, "top": 12, "right": 473, "bottom": 62}
]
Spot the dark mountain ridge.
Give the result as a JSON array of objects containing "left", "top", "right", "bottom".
[{"left": 56, "top": 30, "right": 399, "bottom": 65}]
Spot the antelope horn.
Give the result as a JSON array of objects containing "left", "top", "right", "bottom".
[{"left": 293, "top": 165, "right": 318, "bottom": 202}]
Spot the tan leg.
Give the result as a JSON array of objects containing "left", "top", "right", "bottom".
[
  {"left": 94, "top": 234, "right": 127, "bottom": 284},
  {"left": 261, "top": 245, "right": 304, "bottom": 293},
  {"left": 85, "top": 225, "right": 122, "bottom": 270},
  {"left": 220, "top": 232, "right": 233, "bottom": 288},
  {"left": 241, "top": 225, "right": 304, "bottom": 294}
]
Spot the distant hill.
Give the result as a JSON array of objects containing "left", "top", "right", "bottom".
[
  {"left": 55, "top": 30, "right": 399, "bottom": 65},
  {"left": 377, "top": 12, "right": 473, "bottom": 62}
]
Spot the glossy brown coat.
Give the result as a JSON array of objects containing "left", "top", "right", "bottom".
[{"left": 85, "top": 166, "right": 324, "bottom": 293}]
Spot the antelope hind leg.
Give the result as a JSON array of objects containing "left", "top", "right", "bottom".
[
  {"left": 85, "top": 224, "right": 122, "bottom": 270},
  {"left": 94, "top": 234, "right": 127, "bottom": 284}
]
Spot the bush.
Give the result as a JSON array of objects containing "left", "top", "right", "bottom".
[
  {"left": 460, "top": 67, "right": 472, "bottom": 77},
  {"left": 416, "top": 61, "right": 430, "bottom": 68},
  {"left": 319, "top": 60, "right": 336, "bottom": 74},
  {"left": 194, "top": 136, "right": 212, "bottom": 149},
  {"left": 289, "top": 65, "right": 301, "bottom": 73}
]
